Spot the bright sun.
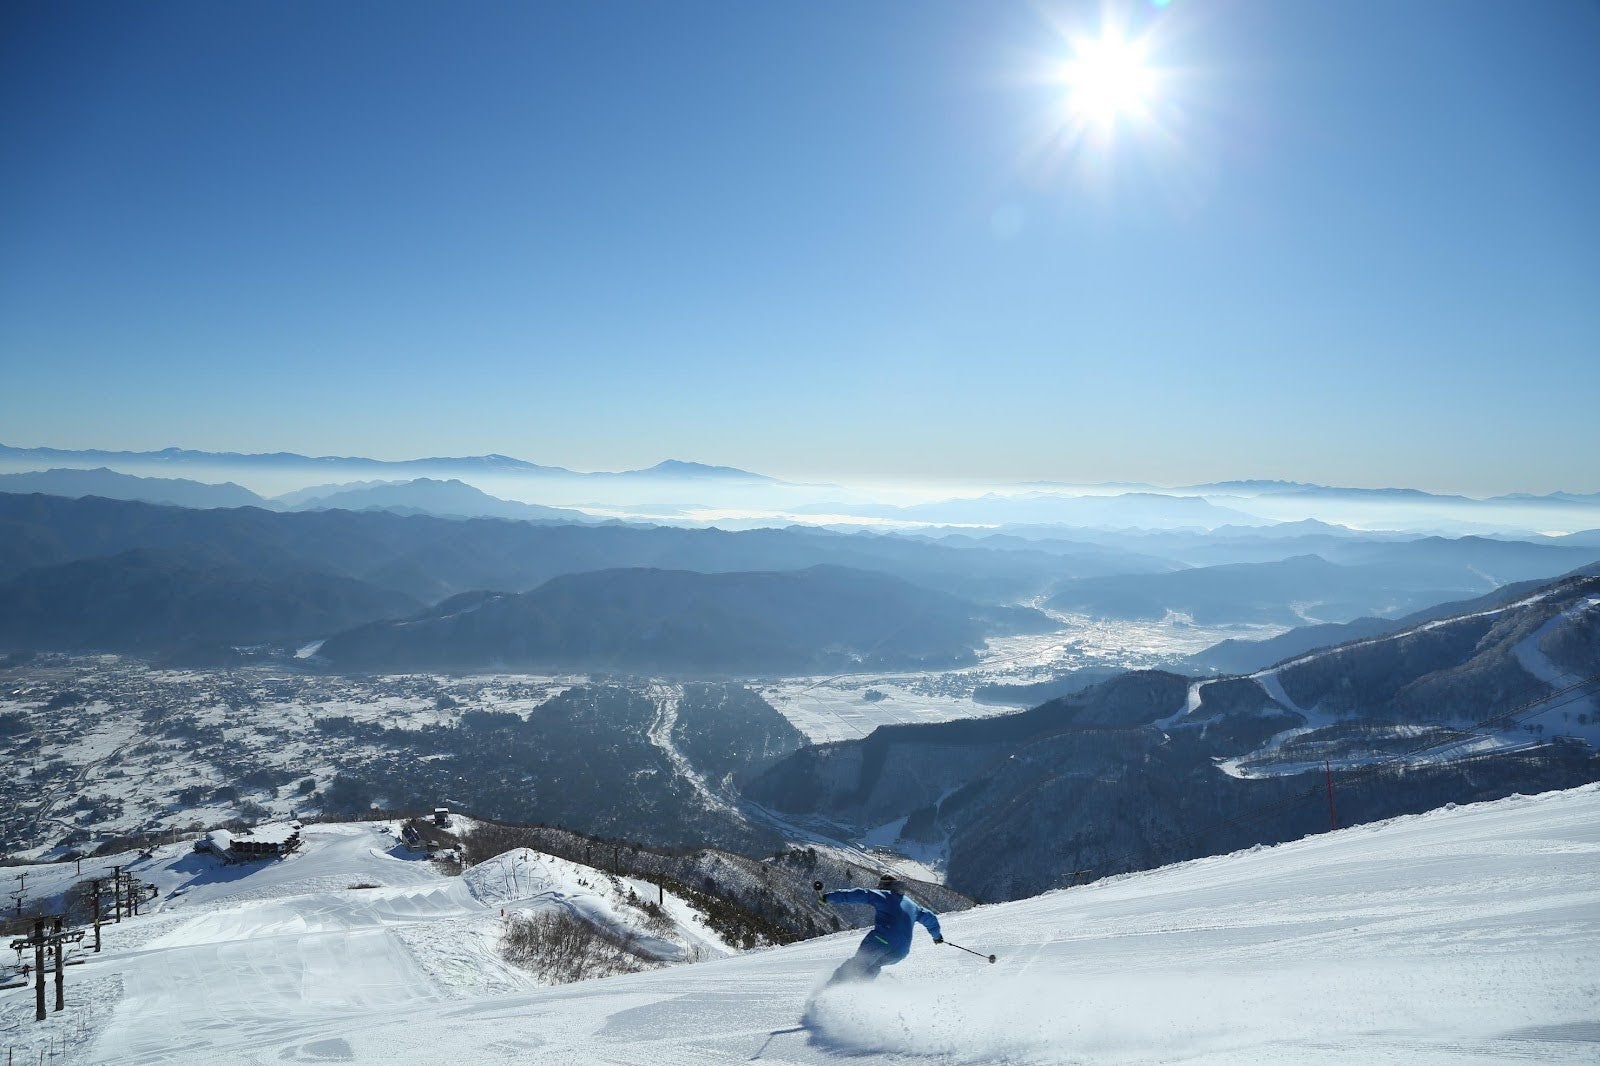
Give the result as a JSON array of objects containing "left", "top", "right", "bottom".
[{"left": 1060, "top": 32, "right": 1155, "bottom": 128}]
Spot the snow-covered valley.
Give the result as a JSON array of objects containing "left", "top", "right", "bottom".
[
  {"left": 2, "top": 784, "right": 1595, "bottom": 1063},
  {"left": 0, "top": 610, "right": 1247, "bottom": 858}
]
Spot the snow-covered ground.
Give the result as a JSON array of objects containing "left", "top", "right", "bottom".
[
  {"left": 758, "top": 677, "right": 1019, "bottom": 742},
  {"left": 4, "top": 786, "right": 1595, "bottom": 1063},
  {"left": 763, "top": 613, "right": 1276, "bottom": 743},
  {"left": 982, "top": 610, "right": 1277, "bottom": 672},
  {"left": 0, "top": 822, "right": 736, "bottom": 1063}
]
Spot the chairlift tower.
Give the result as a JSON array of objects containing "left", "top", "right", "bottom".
[{"left": 8, "top": 916, "right": 85, "bottom": 1021}]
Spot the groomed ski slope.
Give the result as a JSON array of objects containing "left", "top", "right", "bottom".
[{"left": 45, "top": 785, "right": 1600, "bottom": 1064}]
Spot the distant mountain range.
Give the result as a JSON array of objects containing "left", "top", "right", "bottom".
[
  {"left": 11, "top": 447, "right": 1590, "bottom": 504},
  {"left": 0, "top": 489, "right": 1152, "bottom": 656},
  {"left": 1194, "top": 485, "right": 1600, "bottom": 535},
  {"left": 986, "top": 563, "right": 1600, "bottom": 700},
  {"left": 0, "top": 467, "right": 267, "bottom": 509},
  {"left": 2, "top": 491, "right": 1594, "bottom": 662},
  {"left": 317, "top": 565, "right": 1056, "bottom": 675},
  {"left": 1042, "top": 523, "right": 1600, "bottom": 571},
  {"left": 1044, "top": 539, "right": 1600, "bottom": 626},
  {"left": 0, "top": 494, "right": 1137, "bottom": 657},
  {"left": 283, "top": 478, "right": 598, "bottom": 523},
  {"left": 1003, "top": 480, "right": 1600, "bottom": 536},
  {"left": 0, "top": 444, "right": 778, "bottom": 483},
  {"left": 1186, "top": 562, "right": 1600, "bottom": 675},
  {"left": 1037, "top": 478, "right": 1600, "bottom": 506},
  {"left": 0, "top": 468, "right": 600, "bottom": 524},
  {"left": 5, "top": 444, "right": 1599, "bottom": 538}
]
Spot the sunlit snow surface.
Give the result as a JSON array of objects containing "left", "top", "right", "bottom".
[
  {"left": 0, "top": 823, "right": 736, "bottom": 1064},
  {"left": 2, "top": 784, "right": 1589, "bottom": 1064}
]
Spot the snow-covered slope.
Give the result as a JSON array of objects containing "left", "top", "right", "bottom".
[
  {"left": 5, "top": 787, "right": 1597, "bottom": 1064},
  {"left": 0, "top": 823, "right": 736, "bottom": 1063}
]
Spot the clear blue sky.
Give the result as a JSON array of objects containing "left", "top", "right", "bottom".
[{"left": 2, "top": 1, "right": 1597, "bottom": 493}]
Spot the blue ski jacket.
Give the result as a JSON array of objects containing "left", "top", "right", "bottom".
[{"left": 823, "top": 888, "right": 942, "bottom": 957}]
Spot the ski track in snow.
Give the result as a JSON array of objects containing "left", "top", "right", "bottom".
[
  {"left": 1171, "top": 586, "right": 1596, "bottom": 776},
  {"left": 642, "top": 686, "right": 928, "bottom": 878},
  {"left": 1256, "top": 582, "right": 1569, "bottom": 681},
  {"left": 1215, "top": 589, "right": 1600, "bottom": 776},
  {"left": 0, "top": 786, "right": 1589, "bottom": 1064},
  {"left": 1154, "top": 679, "right": 1210, "bottom": 730},
  {"left": 1512, "top": 596, "right": 1600, "bottom": 722},
  {"left": 644, "top": 681, "right": 741, "bottom": 819},
  {"left": 1252, "top": 668, "right": 1308, "bottom": 718}
]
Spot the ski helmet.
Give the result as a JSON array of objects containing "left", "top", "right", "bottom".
[{"left": 879, "top": 872, "right": 898, "bottom": 888}]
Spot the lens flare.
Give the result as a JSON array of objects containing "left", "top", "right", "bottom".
[
  {"left": 1014, "top": 10, "right": 1192, "bottom": 196},
  {"left": 1060, "top": 32, "right": 1155, "bottom": 129}
]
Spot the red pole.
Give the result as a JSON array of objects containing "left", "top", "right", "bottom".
[{"left": 1325, "top": 760, "right": 1338, "bottom": 831}]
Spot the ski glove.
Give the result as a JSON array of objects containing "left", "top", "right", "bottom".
[{"left": 934, "top": 937, "right": 944, "bottom": 944}]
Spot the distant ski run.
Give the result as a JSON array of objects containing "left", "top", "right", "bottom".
[{"left": 645, "top": 682, "right": 741, "bottom": 820}]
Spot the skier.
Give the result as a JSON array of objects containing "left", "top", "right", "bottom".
[{"left": 814, "top": 873, "right": 943, "bottom": 985}]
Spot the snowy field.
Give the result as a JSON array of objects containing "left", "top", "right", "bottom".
[
  {"left": 761, "top": 613, "right": 1276, "bottom": 743},
  {"left": 2, "top": 784, "right": 1594, "bottom": 1063},
  {"left": 757, "top": 678, "right": 1019, "bottom": 742},
  {"left": 979, "top": 610, "right": 1274, "bottom": 673}
]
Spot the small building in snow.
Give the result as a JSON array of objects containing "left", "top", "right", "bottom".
[
  {"left": 194, "top": 829, "right": 233, "bottom": 855},
  {"left": 230, "top": 822, "right": 301, "bottom": 859},
  {"left": 197, "top": 823, "right": 301, "bottom": 861}
]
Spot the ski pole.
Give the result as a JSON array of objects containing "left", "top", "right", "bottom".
[{"left": 941, "top": 938, "right": 996, "bottom": 964}]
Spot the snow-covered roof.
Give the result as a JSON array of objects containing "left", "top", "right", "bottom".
[
  {"left": 205, "top": 829, "right": 233, "bottom": 850},
  {"left": 239, "top": 823, "right": 300, "bottom": 846}
]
